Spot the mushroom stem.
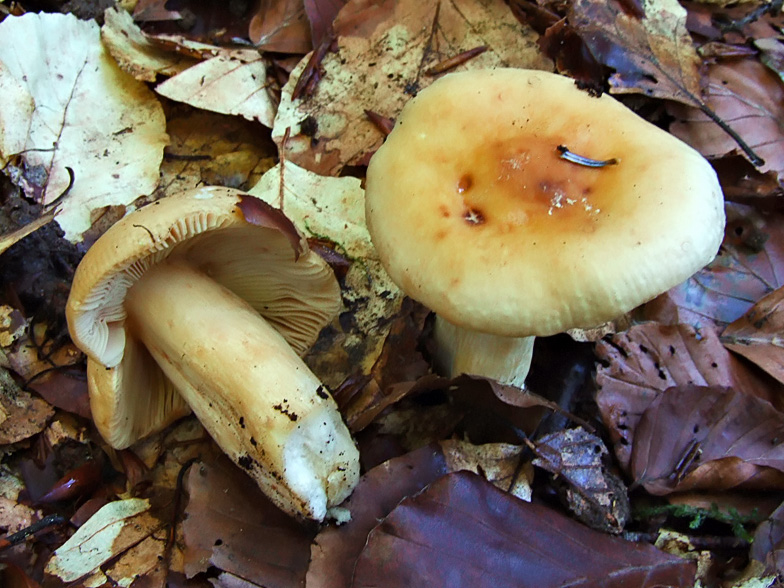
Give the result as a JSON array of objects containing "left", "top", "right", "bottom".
[
  {"left": 432, "top": 315, "right": 535, "bottom": 388},
  {"left": 124, "top": 260, "right": 358, "bottom": 520}
]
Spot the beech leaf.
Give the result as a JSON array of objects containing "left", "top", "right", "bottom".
[
  {"left": 351, "top": 472, "right": 696, "bottom": 588},
  {"left": 273, "top": 0, "right": 551, "bottom": 175},
  {"left": 641, "top": 203, "right": 784, "bottom": 330},
  {"left": 0, "top": 13, "right": 167, "bottom": 242},
  {"left": 568, "top": 0, "right": 702, "bottom": 105},
  {"left": 669, "top": 59, "right": 784, "bottom": 178},
  {"left": 595, "top": 322, "right": 780, "bottom": 471},
  {"left": 631, "top": 386, "right": 784, "bottom": 494},
  {"left": 182, "top": 456, "right": 313, "bottom": 587},
  {"left": 722, "top": 286, "right": 784, "bottom": 385}
]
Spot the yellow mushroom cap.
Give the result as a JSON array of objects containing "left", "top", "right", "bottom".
[{"left": 365, "top": 68, "right": 725, "bottom": 337}]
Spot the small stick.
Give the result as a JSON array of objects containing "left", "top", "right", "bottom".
[
  {"left": 557, "top": 145, "right": 619, "bottom": 167},
  {"left": 365, "top": 110, "right": 395, "bottom": 136},
  {"left": 0, "top": 514, "right": 66, "bottom": 550},
  {"left": 425, "top": 46, "right": 488, "bottom": 76}
]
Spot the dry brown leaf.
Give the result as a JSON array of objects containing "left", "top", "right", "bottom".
[
  {"left": 182, "top": 456, "right": 313, "bottom": 587},
  {"left": 0, "top": 368, "right": 54, "bottom": 445},
  {"left": 351, "top": 472, "right": 696, "bottom": 588},
  {"left": 440, "top": 439, "right": 532, "bottom": 502},
  {"left": 595, "top": 322, "right": 781, "bottom": 471},
  {"left": 0, "top": 13, "right": 168, "bottom": 242},
  {"left": 631, "top": 386, "right": 784, "bottom": 494},
  {"left": 273, "top": 0, "right": 551, "bottom": 175},
  {"left": 249, "top": 0, "right": 312, "bottom": 53},
  {"left": 722, "top": 286, "right": 784, "bottom": 385},
  {"left": 533, "top": 427, "right": 630, "bottom": 533},
  {"left": 641, "top": 203, "right": 784, "bottom": 330},
  {"left": 568, "top": 0, "right": 702, "bottom": 105},
  {"left": 669, "top": 59, "right": 784, "bottom": 179},
  {"left": 101, "top": 6, "right": 200, "bottom": 82},
  {"left": 156, "top": 49, "right": 277, "bottom": 127}
]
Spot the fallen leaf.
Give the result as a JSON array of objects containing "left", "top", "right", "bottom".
[
  {"left": 440, "top": 439, "right": 532, "bottom": 502},
  {"left": 595, "top": 322, "right": 782, "bottom": 471},
  {"left": 533, "top": 427, "right": 630, "bottom": 533},
  {"left": 273, "top": 0, "right": 551, "bottom": 175},
  {"left": 568, "top": 0, "right": 702, "bottom": 105},
  {"left": 641, "top": 203, "right": 784, "bottom": 330},
  {"left": 304, "top": 0, "right": 346, "bottom": 46},
  {"left": 45, "top": 498, "right": 161, "bottom": 583},
  {"left": 101, "top": 6, "right": 200, "bottom": 82},
  {"left": 631, "top": 386, "right": 784, "bottom": 494},
  {"left": 248, "top": 162, "right": 403, "bottom": 388},
  {"left": 306, "top": 445, "right": 448, "bottom": 588},
  {"left": 756, "top": 37, "right": 784, "bottom": 83},
  {"left": 0, "top": 368, "right": 54, "bottom": 445},
  {"left": 669, "top": 59, "right": 784, "bottom": 178},
  {"left": 249, "top": 0, "right": 312, "bottom": 53},
  {"left": 751, "top": 499, "right": 784, "bottom": 576},
  {"left": 182, "top": 456, "right": 313, "bottom": 587},
  {"left": 0, "top": 13, "right": 168, "bottom": 242},
  {"left": 351, "top": 471, "right": 696, "bottom": 588},
  {"left": 722, "top": 286, "right": 784, "bottom": 384},
  {"left": 156, "top": 49, "right": 277, "bottom": 127},
  {"left": 158, "top": 110, "right": 276, "bottom": 197}
]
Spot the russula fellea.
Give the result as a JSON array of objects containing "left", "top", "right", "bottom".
[
  {"left": 365, "top": 68, "right": 725, "bottom": 387},
  {"left": 66, "top": 187, "right": 359, "bottom": 520}
]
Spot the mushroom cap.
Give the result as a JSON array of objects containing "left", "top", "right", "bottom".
[
  {"left": 67, "top": 186, "right": 341, "bottom": 446},
  {"left": 365, "top": 69, "right": 725, "bottom": 337}
]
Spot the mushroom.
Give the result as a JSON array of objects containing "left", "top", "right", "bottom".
[
  {"left": 67, "top": 187, "right": 359, "bottom": 520},
  {"left": 365, "top": 68, "right": 725, "bottom": 387}
]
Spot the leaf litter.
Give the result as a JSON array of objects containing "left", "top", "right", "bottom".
[{"left": 2, "top": 0, "right": 784, "bottom": 586}]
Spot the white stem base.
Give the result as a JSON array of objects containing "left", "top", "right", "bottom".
[
  {"left": 432, "top": 315, "right": 534, "bottom": 388},
  {"left": 125, "top": 261, "right": 358, "bottom": 520}
]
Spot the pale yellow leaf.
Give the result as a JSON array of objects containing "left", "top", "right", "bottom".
[
  {"left": 156, "top": 49, "right": 277, "bottom": 127},
  {"left": 45, "top": 498, "right": 154, "bottom": 583},
  {"left": 0, "top": 13, "right": 167, "bottom": 242},
  {"left": 101, "top": 6, "right": 199, "bottom": 82}
]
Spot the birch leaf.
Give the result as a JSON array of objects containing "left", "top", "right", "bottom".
[{"left": 0, "top": 13, "right": 167, "bottom": 242}]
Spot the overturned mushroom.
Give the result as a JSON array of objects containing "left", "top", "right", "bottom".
[
  {"left": 365, "top": 69, "right": 725, "bottom": 387},
  {"left": 67, "top": 187, "right": 359, "bottom": 520}
]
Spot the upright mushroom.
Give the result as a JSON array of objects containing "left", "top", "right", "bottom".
[
  {"left": 67, "top": 187, "right": 359, "bottom": 520},
  {"left": 365, "top": 68, "right": 725, "bottom": 387}
]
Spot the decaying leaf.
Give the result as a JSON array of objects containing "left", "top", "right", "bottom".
[
  {"left": 641, "top": 203, "right": 784, "bottom": 330},
  {"left": 751, "top": 499, "right": 784, "bottom": 577},
  {"left": 568, "top": 0, "right": 702, "bottom": 105},
  {"left": 722, "top": 285, "right": 784, "bottom": 385},
  {"left": 0, "top": 367, "right": 54, "bottom": 445},
  {"left": 273, "top": 0, "right": 551, "bottom": 175},
  {"left": 0, "top": 13, "right": 168, "bottom": 242},
  {"left": 631, "top": 386, "right": 784, "bottom": 494},
  {"left": 533, "top": 427, "right": 630, "bottom": 533},
  {"left": 595, "top": 322, "right": 781, "bottom": 470},
  {"left": 669, "top": 59, "right": 784, "bottom": 178},
  {"left": 182, "top": 456, "right": 313, "bottom": 587},
  {"left": 307, "top": 445, "right": 449, "bottom": 588},
  {"left": 249, "top": 162, "right": 403, "bottom": 388},
  {"left": 159, "top": 110, "right": 276, "bottom": 198},
  {"left": 156, "top": 49, "right": 277, "bottom": 127},
  {"left": 351, "top": 472, "right": 696, "bottom": 588},
  {"left": 440, "top": 439, "right": 532, "bottom": 502},
  {"left": 249, "top": 0, "right": 312, "bottom": 53},
  {"left": 101, "top": 6, "right": 200, "bottom": 82},
  {"left": 44, "top": 498, "right": 162, "bottom": 584}
]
